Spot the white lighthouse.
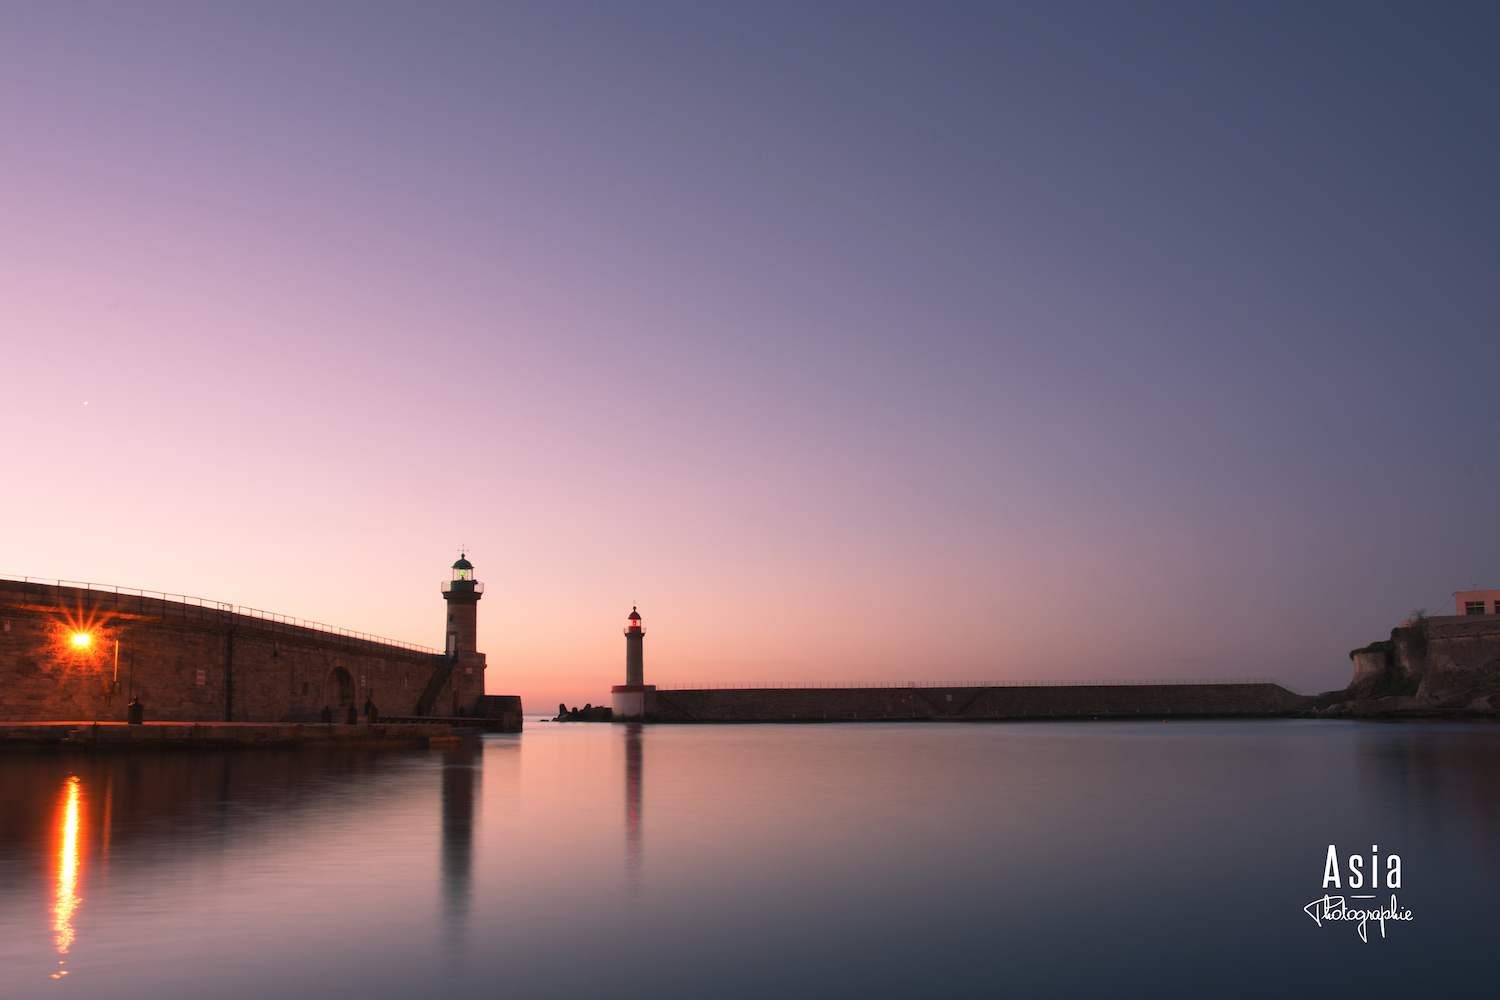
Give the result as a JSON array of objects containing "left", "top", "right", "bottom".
[{"left": 611, "top": 607, "right": 653, "bottom": 720}]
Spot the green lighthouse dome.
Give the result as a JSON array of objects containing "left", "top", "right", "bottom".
[{"left": 449, "top": 553, "right": 477, "bottom": 586}]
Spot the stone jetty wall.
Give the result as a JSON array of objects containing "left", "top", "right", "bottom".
[
  {"left": 0, "top": 580, "right": 487, "bottom": 724},
  {"left": 644, "top": 682, "right": 1311, "bottom": 722},
  {"left": 0, "top": 721, "right": 455, "bottom": 747}
]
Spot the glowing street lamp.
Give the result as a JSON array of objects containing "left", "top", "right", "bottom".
[{"left": 70, "top": 633, "right": 91, "bottom": 649}]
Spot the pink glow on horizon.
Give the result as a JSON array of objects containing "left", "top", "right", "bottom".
[{"left": 2, "top": 6, "right": 1496, "bottom": 708}]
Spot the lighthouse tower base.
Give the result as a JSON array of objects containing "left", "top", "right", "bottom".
[{"left": 611, "top": 684, "right": 656, "bottom": 721}]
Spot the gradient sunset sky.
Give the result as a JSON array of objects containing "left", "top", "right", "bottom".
[{"left": 3, "top": 3, "right": 1497, "bottom": 707}]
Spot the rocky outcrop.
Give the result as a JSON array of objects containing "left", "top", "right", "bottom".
[
  {"left": 1318, "top": 615, "right": 1500, "bottom": 717},
  {"left": 553, "top": 702, "right": 612, "bottom": 722}
]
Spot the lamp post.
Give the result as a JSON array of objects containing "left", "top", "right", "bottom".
[{"left": 126, "top": 645, "right": 141, "bottom": 724}]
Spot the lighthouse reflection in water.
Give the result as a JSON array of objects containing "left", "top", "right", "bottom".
[
  {"left": 2, "top": 722, "right": 1499, "bottom": 998},
  {"left": 624, "top": 723, "right": 643, "bottom": 904},
  {"left": 440, "top": 737, "right": 479, "bottom": 954}
]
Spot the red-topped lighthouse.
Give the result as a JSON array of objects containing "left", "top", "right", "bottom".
[{"left": 612, "top": 606, "right": 653, "bottom": 721}]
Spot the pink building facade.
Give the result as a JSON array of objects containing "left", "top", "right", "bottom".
[{"left": 1454, "top": 590, "right": 1500, "bottom": 616}]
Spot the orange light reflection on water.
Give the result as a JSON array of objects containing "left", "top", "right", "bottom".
[{"left": 52, "top": 775, "right": 82, "bottom": 977}]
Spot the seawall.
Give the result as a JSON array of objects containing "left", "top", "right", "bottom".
[
  {"left": 0, "top": 579, "right": 492, "bottom": 724},
  {"left": 0, "top": 721, "right": 458, "bottom": 748},
  {"left": 643, "top": 682, "right": 1312, "bottom": 722}
]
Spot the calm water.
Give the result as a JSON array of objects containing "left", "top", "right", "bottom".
[{"left": 1, "top": 719, "right": 1496, "bottom": 998}]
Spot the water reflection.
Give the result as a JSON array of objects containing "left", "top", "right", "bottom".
[
  {"left": 1357, "top": 726, "right": 1500, "bottom": 871},
  {"left": 441, "top": 739, "right": 480, "bottom": 952},
  {"left": 3, "top": 724, "right": 1499, "bottom": 999},
  {"left": 624, "top": 723, "right": 643, "bottom": 903},
  {"left": 0, "top": 747, "right": 442, "bottom": 990},
  {"left": 100, "top": 773, "right": 113, "bottom": 876},
  {"left": 52, "top": 775, "right": 81, "bottom": 976}
]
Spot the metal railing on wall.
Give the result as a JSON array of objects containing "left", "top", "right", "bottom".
[
  {"left": 234, "top": 606, "right": 440, "bottom": 655},
  {"left": 0, "top": 574, "right": 440, "bottom": 655}
]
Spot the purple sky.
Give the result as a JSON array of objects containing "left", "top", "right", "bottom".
[{"left": 3, "top": 3, "right": 1497, "bottom": 707}]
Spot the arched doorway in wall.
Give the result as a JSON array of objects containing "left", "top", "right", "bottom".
[{"left": 326, "top": 666, "right": 354, "bottom": 708}]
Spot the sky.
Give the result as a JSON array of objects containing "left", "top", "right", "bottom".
[{"left": 2, "top": 2, "right": 1497, "bottom": 708}]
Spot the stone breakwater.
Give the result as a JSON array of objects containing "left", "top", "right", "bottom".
[
  {"left": 638, "top": 682, "right": 1312, "bottom": 723},
  {"left": 0, "top": 579, "right": 497, "bottom": 725},
  {"left": 0, "top": 721, "right": 460, "bottom": 748}
]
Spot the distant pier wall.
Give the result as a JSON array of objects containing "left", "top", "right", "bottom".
[
  {"left": 644, "top": 682, "right": 1312, "bottom": 723},
  {"left": 0, "top": 579, "right": 489, "bottom": 724}
]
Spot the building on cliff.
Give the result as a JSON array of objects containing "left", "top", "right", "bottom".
[
  {"left": 0, "top": 555, "right": 519, "bottom": 726},
  {"left": 1455, "top": 589, "right": 1500, "bottom": 616}
]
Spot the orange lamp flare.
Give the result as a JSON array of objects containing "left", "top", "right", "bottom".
[{"left": 71, "top": 633, "right": 91, "bottom": 649}]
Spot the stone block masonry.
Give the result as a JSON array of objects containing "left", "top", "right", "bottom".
[
  {"left": 0, "top": 580, "right": 488, "bottom": 724},
  {"left": 0, "top": 721, "right": 456, "bottom": 747}
]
